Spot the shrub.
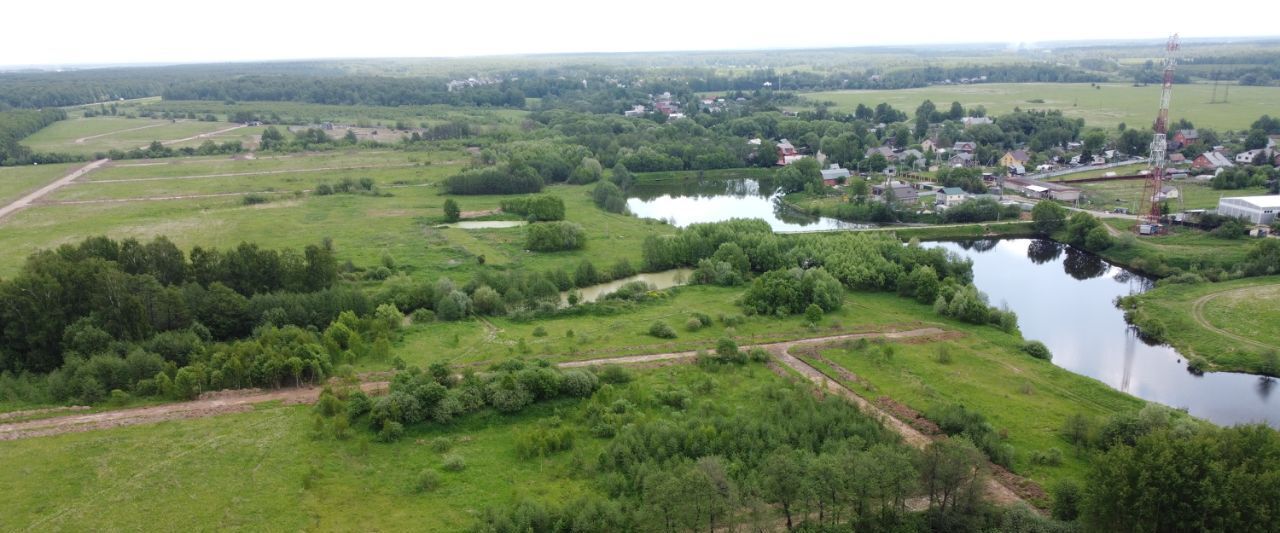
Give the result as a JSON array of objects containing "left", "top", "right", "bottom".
[
  {"left": 1052, "top": 480, "right": 1082, "bottom": 521},
  {"left": 525, "top": 221, "right": 586, "bottom": 252},
  {"left": 596, "top": 365, "right": 632, "bottom": 384},
  {"left": 559, "top": 370, "right": 599, "bottom": 397},
  {"left": 500, "top": 195, "right": 565, "bottom": 221},
  {"left": 377, "top": 421, "right": 405, "bottom": 442},
  {"left": 532, "top": 326, "right": 547, "bottom": 337},
  {"left": 934, "top": 344, "right": 954, "bottom": 364},
  {"left": 442, "top": 198, "right": 460, "bottom": 222},
  {"left": 716, "top": 338, "right": 741, "bottom": 362},
  {"left": 1023, "top": 340, "right": 1052, "bottom": 360},
  {"left": 1030, "top": 447, "right": 1063, "bottom": 466},
  {"left": 415, "top": 469, "right": 441, "bottom": 493},
  {"left": 685, "top": 317, "right": 703, "bottom": 332},
  {"left": 441, "top": 454, "right": 467, "bottom": 472},
  {"left": 241, "top": 193, "right": 270, "bottom": 205},
  {"left": 648, "top": 321, "right": 677, "bottom": 339},
  {"left": 748, "top": 347, "right": 770, "bottom": 362}
]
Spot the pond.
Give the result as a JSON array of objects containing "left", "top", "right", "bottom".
[
  {"left": 561, "top": 269, "right": 694, "bottom": 306},
  {"left": 436, "top": 220, "right": 527, "bottom": 229},
  {"left": 626, "top": 179, "right": 870, "bottom": 233},
  {"left": 932, "top": 239, "right": 1277, "bottom": 428}
]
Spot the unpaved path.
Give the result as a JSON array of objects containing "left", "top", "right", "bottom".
[
  {"left": 0, "top": 159, "right": 108, "bottom": 222},
  {"left": 0, "top": 381, "right": 387, "bottom": 441},
  {"left": 84, "top": 163, "right": 418, "bottom": 183},
  {"left": 1190, "top": 285, "right": 1280, "bottom": 352},
  {"left": 74, "top": 122, "right": 168, "bottom": 144},
  {"left": 147, "top": 124, "right": 247, "bottom": 148}
]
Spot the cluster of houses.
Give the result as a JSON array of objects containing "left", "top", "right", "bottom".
[
  {"left": 623, "top": 91, "right": 710, "bottom": 120},
  {"left": 1172, "top": 129, "right": 1280, "bottom": 172}
]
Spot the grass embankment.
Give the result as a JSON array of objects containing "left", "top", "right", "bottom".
[
  {"left": 0, "top": 363, "right": 788, "bottom": 531},
  {"left": 1124, "top": 276, "right": 1280, "bottom": 375},
  {"left": 1093, "top": 219, "right": 1255, "bottom": 278},
  {"left": 795, "top": 302, "right": 1146, "bottom": 504},
  {"left": 631, "top": 167, "right": 774, "bottom": 183}
]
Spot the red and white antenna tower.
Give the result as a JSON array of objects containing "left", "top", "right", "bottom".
[{"left": 1137, "top": 34, "right": 1180, "bottom": 234}]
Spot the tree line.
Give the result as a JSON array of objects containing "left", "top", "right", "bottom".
[{"left": 0, "top": 108, "right": 68, "bottom": 165}]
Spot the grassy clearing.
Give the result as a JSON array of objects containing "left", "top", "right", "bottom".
[
  {"left": 21, "top": 117, "right": 240, "bottom": 155},
  {"left": 1048, "top": 163, "right": 1150, "bottom": 182},
  {"left": 0, "top": 362, "right": 786, "bottom": 531},
  {"left": 1077, "top": 178, "right": 1268, "bottom": 212},
  {"left": 1096, "top": 219, "right": 1254, "bottom": 275},
  {"left": 804, "top": 307, "right": 1145, "bottom": 501},
  {"left": 801, "top": 83, "right": 1280, "bottom": 130},
  {"left": 0, "top": 162, "right": 78, "bottom": 205},
  {"left": 1127, "top": 276, "right": 1280, "bottom": 374},
  {"left": 86, "top": 150, "right": 447, "bottom": 181},
  {"left": 381, "top": 287, "right": 936, "bottom": 371}
]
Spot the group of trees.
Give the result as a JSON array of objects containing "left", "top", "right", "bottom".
[
  {"left": 162, "top": 75, "right": 526, "bottom": 108},
  {"left": 0, "top": 236, "right": 339, "bottom": 374},
  {"left": 444, "top": 165, "right": 545, "bottom": 195},
  {"left": 499, "top": 195, "right": 565, "bottom": 221},
  {"left": 0, "top": 108, "right": 69, "bottom": 165},
  {"left": 1210, "top": 166, "right": 1277, "bottom": 190},
  {"left": 525, "top": 221, "right": 586, "bottom": 252}
]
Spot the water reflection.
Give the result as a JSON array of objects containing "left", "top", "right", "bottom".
[
  {"left": 626, "top": 178, "right": 871, "bottom": 233},
  {"left": 934, "top": 239, "right": 1276, "bottom": 427},
  {"left": 1026, "top": 239, "right": 1064, "bottom": 264},
  {"left": 1062, "top": 248, "right": 1108, "bottom": 280}
]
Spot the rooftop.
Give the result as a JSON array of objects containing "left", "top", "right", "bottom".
[{"left": 1221, "top": 196, "right": 1280, "bottom": 209}]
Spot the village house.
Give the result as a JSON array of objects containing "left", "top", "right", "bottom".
[
  {"left": 1192, "top": 151, "right": 1234, "bottom": 171},
  {"left": 999, "top": 150, "right": 1030, "bottom": 169},
  {"left": 1168, "top": 153, "right": 1187, "bottom": 165},
  {"left": 948, "top": 152, "right": 976, "bottom": 168},
  {"left": 1005, "top": 176, "right": 1082, "bottom": 203},
  {"left": 873, "top": 181, "right": 918, "bottom": 204},
  {"left": 776, "top": 139, "right": 806, "bottom": 166},
  {"left": 623, "top": 105, "right": 646, "bottom": 117},
  {"left": 865, "top": 146, "right": 896, "bottom": 161},
  {"left": 1236, "top": 149, "right": 1266, "bottom": 165},
  {"left": 952, "top": 141, "right": 977, "bottom": 153},
  {"left": 936, "top": 187, "right": 970, "bottom": 208},
  {"left": 920, "top": 139, "right": 938, "bottom": 153},
  {"left": 1172, "top": 129, "right": 1199, "bottom": 147},
  {"left": 962, "top": 117, "right": 994, "bottom": 128},
  {"left": 1155, "top": 185, "right": 1180, "bottom": 201},
  {"left": 820, "top": 164, "right": 850, "bottom": 186}
]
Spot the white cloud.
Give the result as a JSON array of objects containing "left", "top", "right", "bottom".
[{"left": 2, "top": 0, "right": 1272, "bottom": 66}]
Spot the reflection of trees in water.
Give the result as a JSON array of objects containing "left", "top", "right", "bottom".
[
  {"left": 1113, "top": 270, "right": 1156, "bottom": 291},
  {"left": 1063, "top": 248, "right": 1108, "bottom": 280},
  {"left": 1026, "top": 239, "right": 1065, "bottom": 264},
  {"left": 955, "top": 239, "right": 998, "bottom": 252},
  {"left": 628, "top": 178, "right": 768, "bottom": 201},
  {"left": 1258, "top": 377, "right": 1276, "bottom": 400}
]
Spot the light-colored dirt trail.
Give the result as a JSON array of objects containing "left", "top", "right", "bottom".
[
  {"left": 84, "top": 162, "right": 418, "bottom": 183},
  {"left": 0, "top": 158, "right": 108, "bottom": 222},
  {"left": 147, "top": 124, "right": 247, "bottom": 148},
  {"left": 74, "top": 122, "right": 168, "bottom": 144},
  {"left": 0, "top": 381, "right": 387, "bottom": 441},
  {"left": 1190, "top": 285, "right": 1280, "bottom": 352}
]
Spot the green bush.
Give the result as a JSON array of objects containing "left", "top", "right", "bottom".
[
  {"left": 441, "top": 454, "right": 466, "bottom": 472},
  {"left": 501, "top": 195, "right": 565, "bottom": 221},
  {"left": 1023, "top": 340, "right": 1052, "bottom": 360},
  {"left": 525, "top": 221, "right": 586, "bottom": 252},
  {"left": 648, "top": 321, "right": 677, "bottom": 339},
  {"left": 415, "top": 469, "right": 441, "bottom": 493}
]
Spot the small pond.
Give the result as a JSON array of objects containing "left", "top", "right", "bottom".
[
  {"left": 626, "top": 179, "right": 870, "bottom": 233},
  {"left": 437, "top": 220, "right": 527, "bottom": 229},
  {"left": 560, "top": 269, "right": 694, "bottom": 306}
]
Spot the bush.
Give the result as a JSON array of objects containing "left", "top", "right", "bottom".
[
  {"left": 377, "top": 421, "right": 405, "bottom": 442},
  {"left": 1030, "top": 447, "right": 1063, "bottom": 466},
  {"left": 443, "top": 198, "right": 460, "bottom": 222},
  {"left": 748, "top": 347, "right": 770, "bottom": 362},
  {"left": 648, "top": 321, "right": 677, "bottom": 339},
  {"left": 415, "top": 469, "right": 441, "bottom": 493},
  {"left": 441, "top": 454, "right": 467, "bottom": 472},
  {"left": 1023, "top": 340, "right": 1052, "bottom": 360},
  {"left": 559, "top": 370, "right": 599, "bottom": 397},
  {"left": 1052, "top": 480, "right": 1081, "bottom": 521},
  {"left": 500, "top": 195, "right": 565, "bottom": 221},
  {"left": 532, "top": 326, "right": 547, "bottom": 337},
  {"left": 716, "top": 338, "right": 741, "bottom": 362},
  {"left": 241, "top": 193, "right": 270, "bottom": 205},
  {"left": 596, "top": 365, "right": 632, "bottom": 384},
  {"left": 525, "top": 221, "right": 586, "bottom": 252},
  {"left": 685, "top": 317, "right": 703, "bottom": 332}
]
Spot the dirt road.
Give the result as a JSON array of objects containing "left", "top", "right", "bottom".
[
  {"left": 1190, "top": 285, "right": 1280, "bottom": 352},
  {"left": 147, "top": 124, "right": 247, "bottom": 148},
  {"left": 0, "top": 159, "right": 108, "bottom": 222},
  {"left": 74, "top": 123, "right": 168, "bottom": 144},
  {"left": 0, "top": 381, "right": 387, "bottom": 441}
]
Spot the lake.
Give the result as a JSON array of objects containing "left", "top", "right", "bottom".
[
  {"left": 560, "top": 268, "right": 694, "bottom": 306},
  {"left": 933, "top": 239, "right": 1277, "bottom": 428},
  {"left": 627, "top": 178, "right": 869, "bottom": 233}
]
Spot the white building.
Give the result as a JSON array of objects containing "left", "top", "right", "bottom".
[{"left": 1217, "top": 196, "right": 1280, "bottom": 224}]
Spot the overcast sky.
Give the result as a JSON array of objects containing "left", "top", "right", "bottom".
[{"left": 3, "top": 0, "right": 1273, "bottom": 66}]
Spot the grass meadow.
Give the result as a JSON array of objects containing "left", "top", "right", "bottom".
[
  {"left": 1128, "top": 276, "right": 1280, "bottom": 374},
  {"left": 21, "top": 117, "right": 243, "bottom": 155},
  {"left": 0, "top": 363, "right": 787, "bottom": 531},
  {"left": 801, "top": 83, "right": 1280, "bottom": 131}
]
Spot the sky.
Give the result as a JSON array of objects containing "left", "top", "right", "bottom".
[{"left": 3, "top": 0, "right": 1274, "bottom": 66}]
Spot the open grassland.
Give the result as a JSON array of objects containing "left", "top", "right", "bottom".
[
  {"left": 0, "top": 363, "right": 784, "bottom": 531},
  {"left": 801, "top": 83, "right": 1280, "bottom": 130},
  {"left": 0, "top": 163, "right": 79, "bottom": 206},
  {"left": 380, "top": 287, "right": 940, "bottom": 371},
  {"left": 1127, "top": 276, "right": 1280, "bottom": 374},
  {"left": 0, "top": 159, "right": 673, "bottom": 282},
  {"left": 88, "top": 150, "right": 445, "bottom": 181},
  {"left": 140, "top": 100, "right": 531, "bottom": 128},
  {"left": 1097, "top": 219, "right": 1254, "bottom": 275},
  {"left": 805, "top": 317, "right": 1146, "bottom": 498},
  {"left": 1078, "top": 179, "right": 1268, "bottom": 212},
  {"left": 20, "top": 117, "right": 241, "bottom": 155},
  {"left": 1048, "top": 162, "right": 1150, "bottom": 182}
]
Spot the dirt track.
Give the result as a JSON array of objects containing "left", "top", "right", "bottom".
[
  {"left": 1190, "top": 285, "right": 1280, "bottom": 352},
  {"left": 74, "top": 123, "right": 168, "bottom": 144},
  {"left": 148, "top": 124, "right": 247, "bottom": 148},
  {"left": 0, "top": 159, "right": 108, "bottom": 222}
]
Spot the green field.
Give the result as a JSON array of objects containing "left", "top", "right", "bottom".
[
  {"left": 0, "top": 363, "right": 788, "bottom": 531},
  {"left": 1126, "top": 276, "right": 1280, "bottom": 374},
  {"left": 0, "top": 162, "right": 78, "bottom": 206},
  {"left": 801, "top": 83, "right": 1280, "bottom": 130},
  {"left": 1077, "top": 179, "right": 1268, "bottom": 212},
  {"left": 21, "top": 117, "right": 244, "bottom": 155}
]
